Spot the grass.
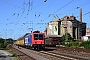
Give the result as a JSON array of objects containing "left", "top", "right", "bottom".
[
  {"left": 0, "top": 48, "right": 5, "bottom": 50},
  {"left": 7, "top": 49, "right": 19, "bottom": 60}
]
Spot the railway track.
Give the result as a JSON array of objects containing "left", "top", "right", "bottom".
[
  {"left": 40, "top": 51, "right": 78, "bottom": 60},
  {"left": 45, "top": 47, "right": 90, "bottom": 60},
  {"left": 8, "top": 45, "right": 36, "bottom": 60},
  {"left": 11, "top": 45, "right": 76, "bottom": 60},
  {"left": 9, "top": 45, "right": 90, "bottom": 60},
  {"left": 56, "top": 47, "right": 90, "bottom": 59},
  {"left": 11, "top": 45, "right": 49, "bottom": 60}
]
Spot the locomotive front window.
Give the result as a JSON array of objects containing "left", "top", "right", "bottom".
[
  {"left": 34, "top": 34, "right": 38, "bottom": 40},
  {"left": 34, "top": 34, "right": 43, "bottom": 40},
  {"left": 39, "top": 34, "right": 43, "bottom": 40}
]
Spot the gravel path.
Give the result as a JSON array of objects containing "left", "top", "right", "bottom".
[{"left": 0, "top": 50, "right": 13, "bottom": 60}]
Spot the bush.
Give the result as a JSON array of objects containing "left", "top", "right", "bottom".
[
  {"left": 65, "top": 40, "right": 81, "bottom": 48},
  {"left": 3, "top": 42, "right": 8, "bottom": 48},
  {"left": 62, "top": 33, "right": 73, "bottom": 45},
  {"left": 81, "top": 40, "right": 90, "bottom": 49}
]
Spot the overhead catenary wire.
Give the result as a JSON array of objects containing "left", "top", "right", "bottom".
[
  {"left": 33, "top": 0, "right": 57, "bottom": 27},
  {"left": 2, "top": 1, "right": 90, "bottom": 19},
  {"left": 32, "top": 0, "right": 90, "bottom": 32},
  {"left": 33, "top": 0, "right": 75, "bottom": 27},
  {"left": 31, "top": 0, "right": 90, "bottom": 29},
  {"left": 53, "top": 0, "right": 74, "bottom": 14},
  {"left": 1, "top": 0, "right": 43, "bottom": 27},
  {"left": 1, "top": 2, "right": 44, "bottom": 31},
  {"left": 1, "top": 0, "right": 90, "bottom": 39},
  {"left": 1, "top": 0, "right": 24, "bottom": 9},
  {"left": 3, "top": 0, "right": 28, "bottom": 36},
  {"left": 2, "top": 0, "right": 90, "bottom": 25}
]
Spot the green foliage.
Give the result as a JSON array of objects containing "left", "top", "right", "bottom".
[
  {"left": 65, "top": 40, "right": 81, "bottom": 48},
  {"left": 65, "top": 39, "right": 90, "bottom": 49},
  {"left": 8, "top": 49, "right": 19, "bottom": 60},
  {"left": 81, "top": 40, "right": 90, "bottom": 49},
  {"left": 62, "top": 35, "right": 66, "bottom": 45},
  {"left": 62, "top": 33, "right": 73, "bottom": 45},
  {"left": 8, "top": 49, "right": 17, "bottom": 57},
  {"left": 8, "top": 49, "right": 13, "bottom": 53},
  {"left": 62, "top": 33, "right": 90, "bottom": 49},
  {"left": 0, "top": 38, "right": 4, "bottom": 43},
  {"left": 6, "top": 38, "right": 14, "bottom": 44},
  {"left": 0, "top": 38, "right": 12, "bottom": 49},
  {"left": 3, "top": 42, "right": 8, "bottom": 48},
  {"left": 0, "top": 38, "right": 5, "bottom": 48}
]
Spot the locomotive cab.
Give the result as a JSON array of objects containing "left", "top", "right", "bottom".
[{"left": 32, "top": 33, "right": 45, "bottom": 50}]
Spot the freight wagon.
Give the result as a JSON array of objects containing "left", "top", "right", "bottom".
[
  {"left": 45, "top": 35, "right": 62, "bottom": 47},
  {"left": 14, "top": 33, "right": 29, "bottom": 47}
]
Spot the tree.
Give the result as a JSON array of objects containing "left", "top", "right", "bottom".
[
  {"left": 6, "top": 38, "right": 13, "bottom": 44},
  {"left": 62, "top": 33, "right": 73, "bottom": 45},
  {"left": 0, "top": 38, "right": 9, "bottom": 48},
  {"left": 0, "top": 37, "right": 14, "bottom": 49},
  {"left": 0, "top": 38, "right": 5, "bottom": 48}
]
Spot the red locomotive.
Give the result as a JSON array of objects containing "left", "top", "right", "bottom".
[
  {"left": 14, "top": 31, "right": 45, "bottom": 50},
  {"left": 24, "top": 31, "right": 45, "bottom": 50}
]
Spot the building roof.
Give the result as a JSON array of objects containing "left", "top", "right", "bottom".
[
  {"left": 64, "top": 15, "right": 76, "bottom": 20},
  {"left": 61, "top": 15, "right": 87, "bottom": 24},
  {"left": 49, "top": 18, "right": 61, "bottom": 23}
]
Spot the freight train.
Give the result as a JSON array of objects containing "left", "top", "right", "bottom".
[
  {"left": 14, "top": 31, "right": 45, "bottom": 50},
  {"left": 45, "top": 35, "right": 62, "bottom": 47}
]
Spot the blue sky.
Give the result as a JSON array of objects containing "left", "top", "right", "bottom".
[{"left": 0, "top": 0, "right": 90, "bottom": 40}]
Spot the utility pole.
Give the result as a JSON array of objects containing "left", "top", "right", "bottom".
[
  {"left": 66, "top": 19, "right": 68, "bottom": 44},
  {"left": 80, "top": 8, "right": 82, "bottom": 22},
  {"left": 64, "top": 18, "right": 68, "bottom": 44},
  {"left": 5, "top": 29, "right": 7, "bottom": 43}
]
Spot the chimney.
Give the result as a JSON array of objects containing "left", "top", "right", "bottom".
[{"left": 80, "top": 8, "right": 82, "bottom": 22}]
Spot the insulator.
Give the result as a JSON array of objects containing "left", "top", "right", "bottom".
[
  {"left": 48, "top": 15, "right": 50, "bottom": 17},
  {"left": 18, "top": 14, "right": 19, "bottom": 16},
  {"left": 35, "top": 14, "right": 36, "bottom": 17},
  {"left": 13, "top": 13, "right": 15, "bottom": 16},
  {"left": 44, "top": 0, "right": 47, "bottom": 2},
  {"left": 38, "top": 14, "right": 40, "bottom": 17}
]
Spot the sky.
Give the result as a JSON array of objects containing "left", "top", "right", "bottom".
[{"left": 0, "top": 0, "right": 90, "bottom": 40}]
